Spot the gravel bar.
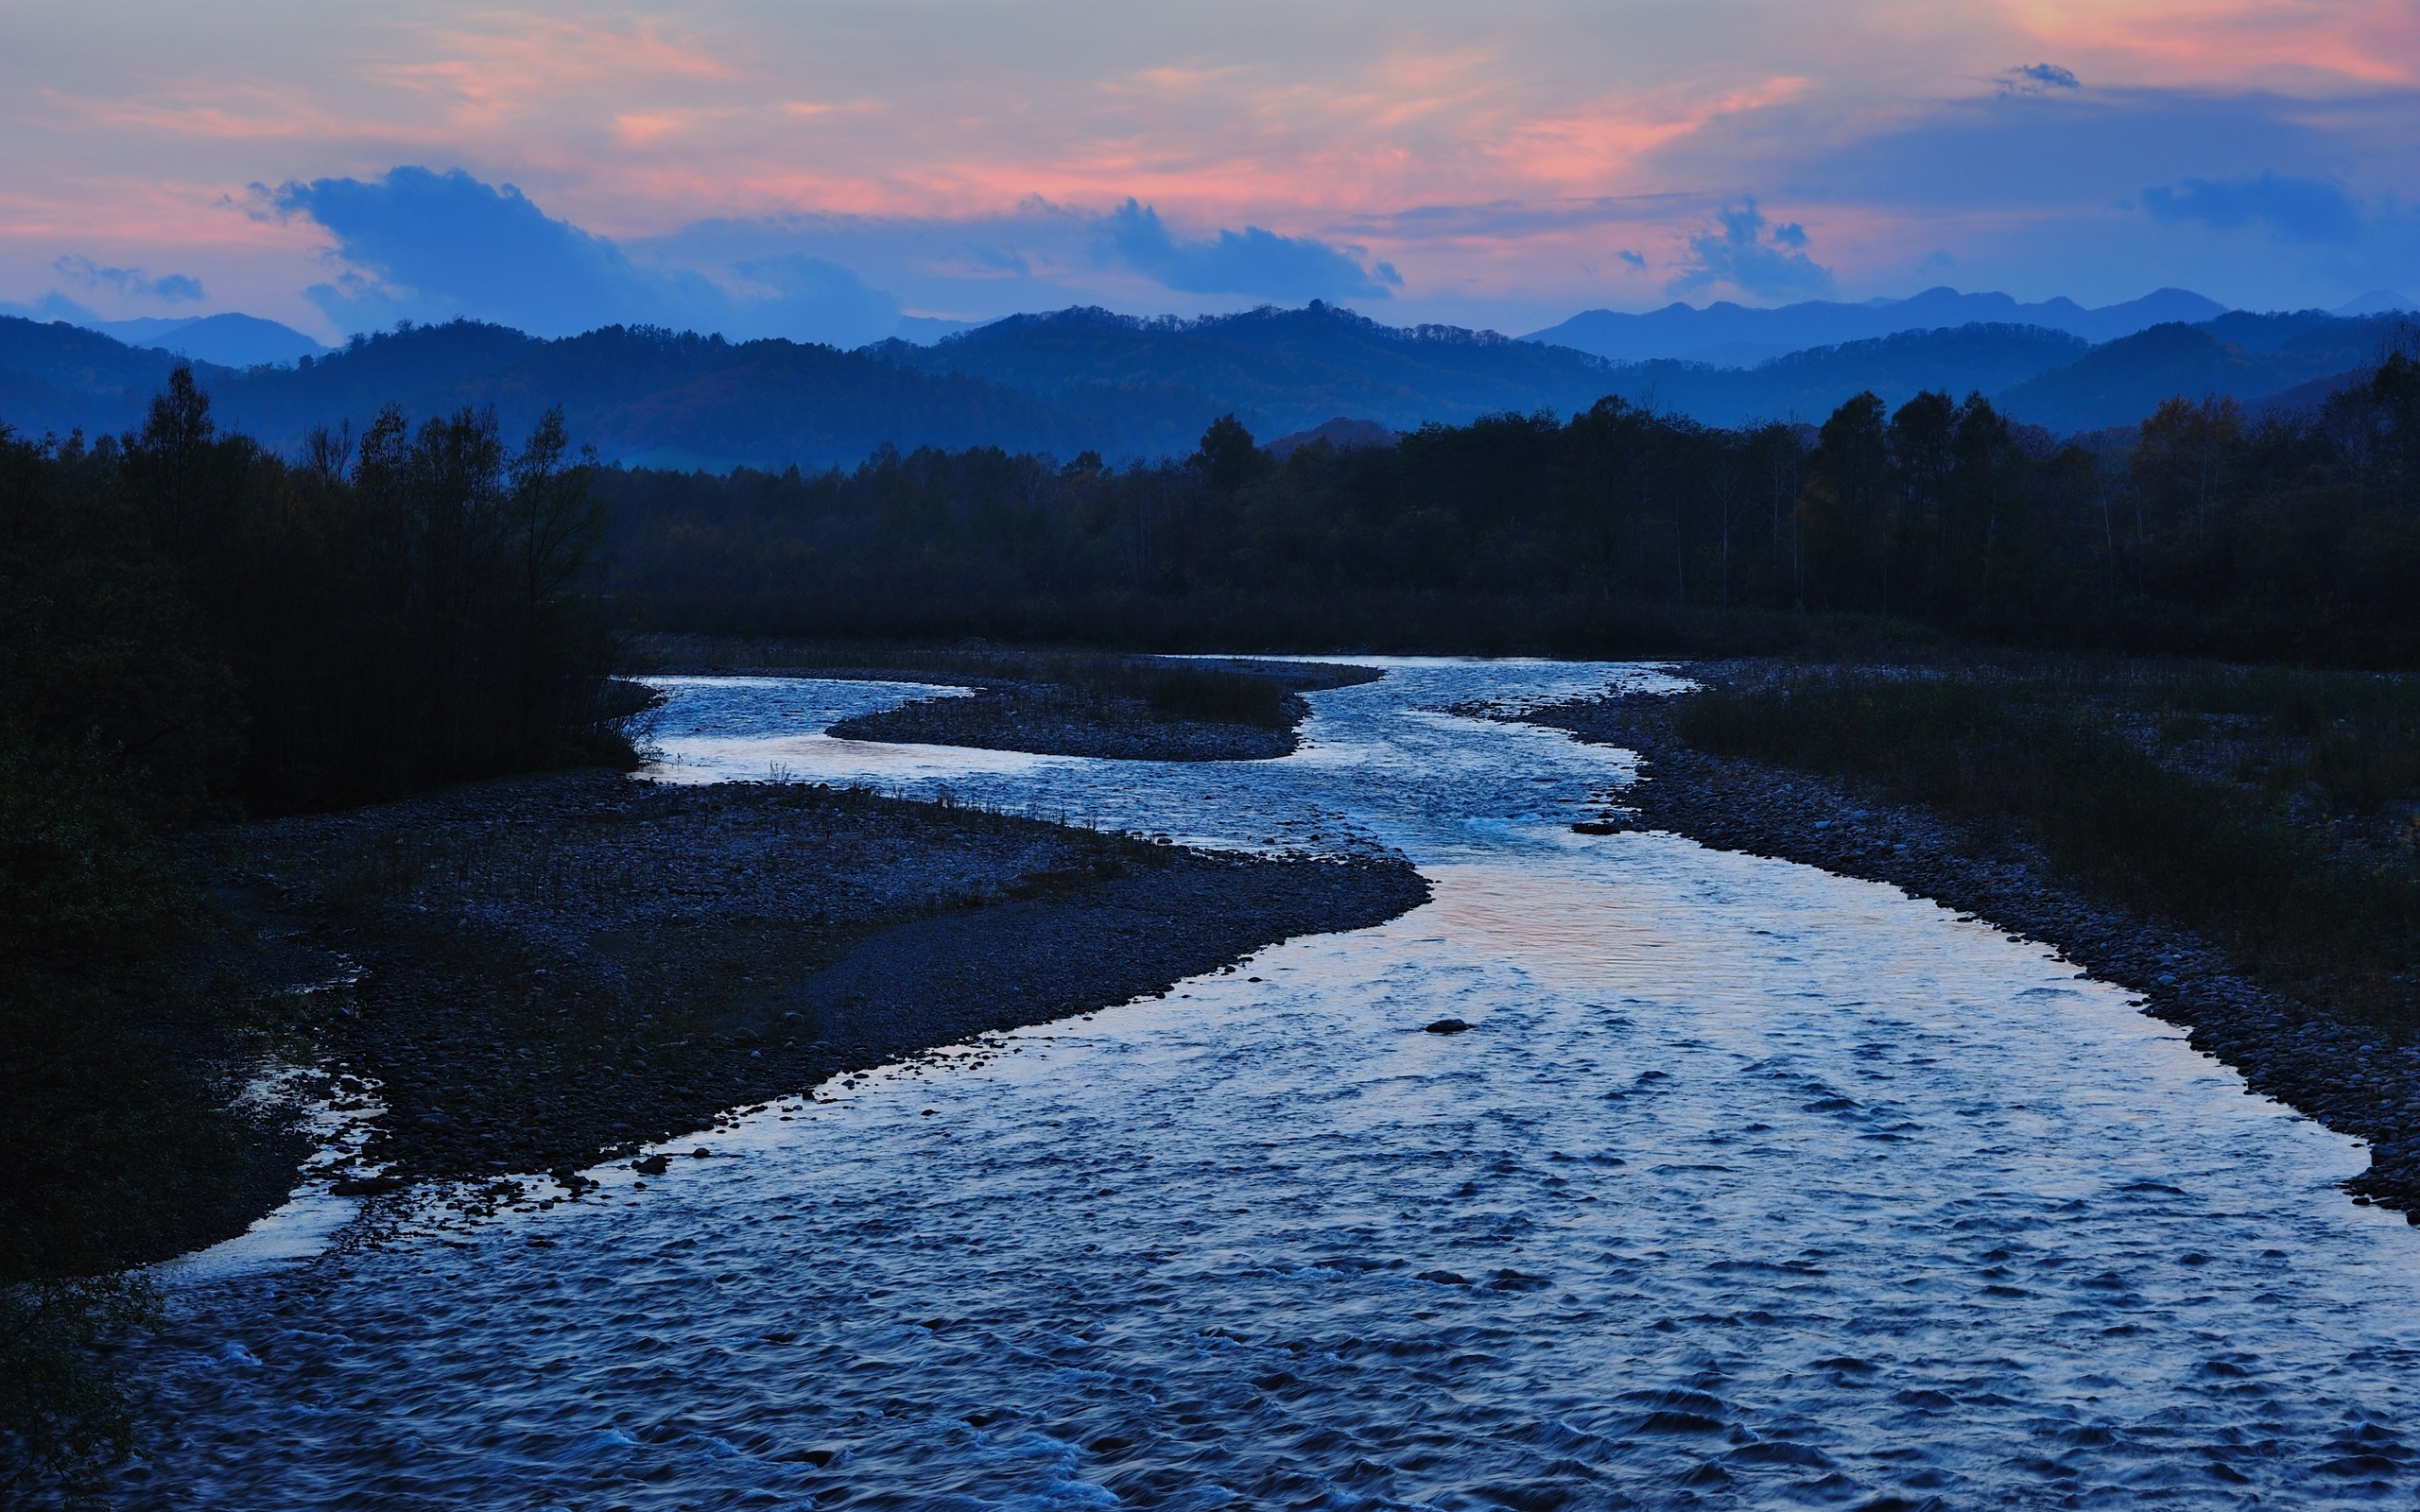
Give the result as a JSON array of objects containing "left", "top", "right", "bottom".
[{"left": 220, "top": 770, "right": 1428, "bottom": 1192}]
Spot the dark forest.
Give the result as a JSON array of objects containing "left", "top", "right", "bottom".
[{"left": 598, "top": 354, "right": 2420, "bottom": 664}]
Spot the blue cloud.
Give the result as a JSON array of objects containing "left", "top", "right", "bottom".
[
  {"left": 2141, "top": 172, "right": 2363, "bottom": 245},
  {"left": 1104, "top": 200, "right": 1399, "bottom": 301},
  {"left": 1998, "top": 63, "right": 2081, "bottom": 95},
  {"left": 1616, "top": 249, "right": 1648, "bottom": 271},
  {"left": 53, "top": 255, "right": 204, "bottom": 302},
  {"left": 275, "top": 166, "right": 652, "bottom": 334},
  {"left": 272, "top": 166, "right": 901, "bottom": 344},
  {"left": 1654, "top": 81, "right": 2370, "bottom": 219},
  {"left": 1668, "top": 199, "right": 1836, "bottom": 301}
]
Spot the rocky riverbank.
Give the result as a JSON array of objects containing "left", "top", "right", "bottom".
[
  {"left": 217, "top": 770, "right": 1428, "bottom": 1195},
  {"left": 1508, "top": 681, "right": 2420, "bottom": 1218}
]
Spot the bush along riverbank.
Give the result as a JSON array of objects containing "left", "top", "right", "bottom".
[
  {"left": 1514, "top": 660, "right": 2420, "bottom": 1216},
  {"left": 220, "top": 771, "right": 1429, "bottom": 1188},
  {"left": 632, "top": 634, "right": 1382, "bottom": 761}
]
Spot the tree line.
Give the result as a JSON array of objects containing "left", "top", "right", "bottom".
[
  {"left": 2, "top": 371, "right": 618, "bottom": 1493},
  {"left": 594, "top": 347, "right": 2420, "bottom": 662}
]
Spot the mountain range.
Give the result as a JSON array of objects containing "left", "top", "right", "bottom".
[
  {"left": 1527, "top": 286, "right": 2229, "bottom": 365},
  {"left": 1, "top": 291, "right": 2411, "bottom": 471},
  {"left": 1526, "top": 285, "right": 2415, "bottom": 366}
]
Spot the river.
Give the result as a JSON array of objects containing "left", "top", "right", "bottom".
[{"left": 125, "top": 659, "right": 2420, "bottom": 1508}]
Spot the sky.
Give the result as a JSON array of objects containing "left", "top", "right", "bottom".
[{"left": 3, "top": 0, "right": 2416, "bottom": 344}]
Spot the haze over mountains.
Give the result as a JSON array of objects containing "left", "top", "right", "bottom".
[
  {"left": 1526, "top": 286, "right": 2238, "bottom": 365},
  {"left": 2, "top": 285, "right": 2411, "bottom": 472},
  {"left": 0, "top": 297, "right": 332, "bottom": 368}
]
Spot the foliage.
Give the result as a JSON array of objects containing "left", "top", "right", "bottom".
[
  {"left": 1, "top": 1274, "right": 163, "bottom": 1506},
  {"left": 595, "top": 371, "right": 2420, "bottom": 662},
  {"left": 7, "top": 365, "right": 635, "bottom": 811},
  {"left": 0, "top": 369, "right": 626, "bottom": 1494}
]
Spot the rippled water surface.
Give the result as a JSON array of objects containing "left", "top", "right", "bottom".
[{"left": 128, "top": 661, "right": 2420, "bottom": 1509}]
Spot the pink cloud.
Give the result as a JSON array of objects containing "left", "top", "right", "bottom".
[
  {"left": 2006, "top": 0, "right": 2420, "bottom": 89},
  {"left": 4, "top": 0, "right": 2415, "bottom": 330}
]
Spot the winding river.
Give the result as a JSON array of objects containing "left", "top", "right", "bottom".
[{"left": 128, "top": 660, "right": 2420, "bottom": 1508}]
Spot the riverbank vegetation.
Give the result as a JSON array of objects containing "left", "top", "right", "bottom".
[
  {"left": 1, "top": 373, "right": 620, "bottom": 1495},
  {"left": 1670, "top": 662, "right": 2420, "bottom": 1028}
]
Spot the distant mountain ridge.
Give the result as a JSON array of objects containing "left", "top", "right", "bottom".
[
  {"left": 1996, "top": 316, "right": 2411, "bottom": 433},
  {"left": 1582, "top": 323, "right": 2091, "bottom": 427},
  {"left": 2, "top": 297, "right": 2411, "bottom": 471},
  {"left": 1528, "top": 286, "right": 2229, "bottom": 365},
  {"left": 77, "top": 312, "right": 329, "bottom": 368},
  {"left": 0, "top": 298, "right": 330, "bottom": 368},
  {"left": 0, "top": 318, "right": 238, "bottom": 438},
  {"left": 0, "top": 317, "right": 1091, "bottom": 470},
  {"left": 865, "top": 301, "right": 1632, "bottom": 448}
]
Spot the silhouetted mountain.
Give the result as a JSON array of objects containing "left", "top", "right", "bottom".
[
  {"left": 867, "top": 302, "right": 1635, "bottom": 448},
  {"left": 0, "top": 317, "right": 1098, "bottom": 469},
  {"left": 78, "top": 312, "right": 330, "bottom": 368},
  {"left": 2196, "top": 309, "right": 2350, "bottom": 352},
  {"left": 2336, "top": 290, "right": 2417, "bottom": 318},
  {"left": 872, "top": 304, "right": 2100, "bottom": 438},
  {"left": 1587, "top": 323, "right": 2090, "bottom": 426},
  {"left": 1994, "top": 316, "right": 2409, "bottom": 432},
  {"left": 0, "top": 317, "right": 241, "bottom": 438},
  {"left": 1527, "top": 286, "right": 2227, "bottom": 364},
  {"left": 7, "top": 301, "right": 2413, "bottom": 472},
  {"left": 208, "top": 323, "right": 1098, "bottom": 469},
  {"left": 2248, "top": 367, "right": 2375, "bottom": 417}
]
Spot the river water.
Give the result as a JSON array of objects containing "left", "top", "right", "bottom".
[{"left": 125, "top": 660, "right": 2420, "bottom": 1509}]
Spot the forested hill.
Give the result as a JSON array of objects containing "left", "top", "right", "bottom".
[
  {"left": 860, "top": 304, "right": 2089, "bottom": 438},
  {"left": 875, "top": 303, "right": 2411, "bottom": 436},
  {"left": 864, "top": 302, "right": 1634, "bottom": 448},
  {"left": 0, "top": 318, "right": 1099, "bottom": 470},
  {"left": 1576, "top": 324, "right": 2091, "bottom": 426},
  {"left": 1528, "top": 286, "right": 2228, "bottom": 364},
  {"left": 1997, "top": 317, "right": 2405, "bottom": 433},
  {"left": 2, "top": 304, "right": 2411, "bottom": 472},
  {"left": 0, "top": 318, "right": 241, "bottom": 440}
]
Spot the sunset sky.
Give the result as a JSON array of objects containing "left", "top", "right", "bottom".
[{"left": 4, "top": 0, "right": 2415, "bottom": 343}]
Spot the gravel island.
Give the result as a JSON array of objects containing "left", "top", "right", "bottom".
[{"left": 221, "top": 771, "right": 1428, "bottom": 1190}]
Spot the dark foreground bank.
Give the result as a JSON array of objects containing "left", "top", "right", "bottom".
[
  {"left": 219, "top": 771, "right": 1428, "bottom": 1189},
  {"left": 1514, "top": 679, "right": 2420, "bottom": 1218}
]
